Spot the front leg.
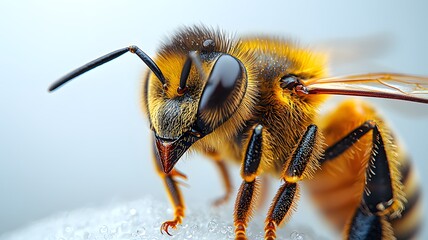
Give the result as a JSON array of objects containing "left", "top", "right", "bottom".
[{"left": 152, "top": 139, "right": 187, "bottom": 236}]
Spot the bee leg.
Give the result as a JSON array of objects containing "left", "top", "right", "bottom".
[
  {"left": 345, "top": 124, "right": 396, "bottom": 239},
  {"left": 320, "top": 120, "right": 376, "bottom": 163},
  {"left": 320, "top": 120, "right": 402, "bottom": 216},
  {"left": 234, "top": 124, "right": 263, "bottom": 240},
  {"left": 152, "top": 140, "right": 187, "bottom": 236},
  {"left": 159, "top": 171, "right": 187, "bottom": 236},
  {"left": 205, "top": 150, "right": 233, "bottom": 206},
  {"left": 265, "top": 124, "right": 318, "bottom": 240},
  {"left": 264, "top": 182, "right": 299, "bottom": 240}
]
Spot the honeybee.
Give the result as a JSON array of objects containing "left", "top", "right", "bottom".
[{"left": 49, "top": 26, "right": 426, "bottom": 240}]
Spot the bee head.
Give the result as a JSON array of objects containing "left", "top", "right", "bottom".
[{"left": 145, "top": 26, "right": 248, "bottom": 173}]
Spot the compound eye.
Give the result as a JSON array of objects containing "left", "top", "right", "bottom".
[
  {"left": 194, "top": 54, "right": 247, "bottom": 135},
  {"left": 198, "top": 54, "right": 243, "bottom": 112}
]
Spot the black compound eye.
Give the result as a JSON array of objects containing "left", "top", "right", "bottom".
[
  {"left": 198, "top": 54, "right": 243, "bottom": 113},
  {"left": 202, "top": 39, "right": 215, "bottom": 53}
]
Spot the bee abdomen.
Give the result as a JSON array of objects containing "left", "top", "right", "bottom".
[{"left": 307, "top": 99, "right": 423, "bottom": 239}]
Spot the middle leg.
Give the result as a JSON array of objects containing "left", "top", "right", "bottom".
[
  {"left": 265, "top": 124, "right": 322, "bottom": 240},
  {"left": 204, "top": 149, "right": 233, "bottom": 206}
]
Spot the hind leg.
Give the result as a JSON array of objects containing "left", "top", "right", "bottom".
[
  {"left": 334, "top": 121, "right": 399, "bottom": 239},
  {"left": 309, "top": 100, "right": 412, "bottom": 239}
]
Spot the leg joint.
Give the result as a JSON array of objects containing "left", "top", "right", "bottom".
[{"left": 284, "top": 124, "right": 318, "bottom": 182}]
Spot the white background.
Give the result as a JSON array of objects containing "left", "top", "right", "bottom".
[{"left": 1, "top": 0, "right": 427, "bottom": 238}]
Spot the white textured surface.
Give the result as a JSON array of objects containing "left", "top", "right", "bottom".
[{"left": 1, "top": 197, "right": 324, "bottom": 240}]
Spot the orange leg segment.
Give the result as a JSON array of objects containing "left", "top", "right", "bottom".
[
  {"left": 152, "top": 139, "right": 187, "bottom": 236},
  {"left": 234, "top": 179, "right": 260, "bottom": 240},
  {"left": 160, "top": 170, "right": 187, "bottom": 236},
  {"left": 205, "top": 149, "right": 233, "bottom": 206},
  {"left": 213, "top": 159, "right": 233, "bottom": 206}
]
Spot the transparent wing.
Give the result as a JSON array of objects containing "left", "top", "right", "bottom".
[{"left": 304, "top": 73, "right": 428, "bottom": 104}]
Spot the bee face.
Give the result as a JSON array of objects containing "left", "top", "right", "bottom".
[
  {"left": 147, "top": 69, "right": 201, "bottom": 140},
  {"left": 148, "top": 56, "right": 247, "bottom": 137},
  {"left": 145, "top": 27, "right": 249, "bottom": 173}
]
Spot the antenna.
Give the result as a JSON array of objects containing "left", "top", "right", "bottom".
[{"left": 49, "top": 45, "right": 166, "bottom": 91}]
